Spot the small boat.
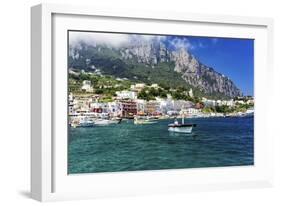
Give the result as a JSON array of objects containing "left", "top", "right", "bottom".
[
  {"left": 134, "top": 119, "right": 156, "bottom": 125},
  {"left": 168, "top": 117, "right": 196, "bottom": 133},
  {"left": 78, "top": 117, "right": 94, "bottom": 127},
  {"left": 134, "top": 116, "right": 157, "bottom": 125},
  {"left": 94, "top": 118, "right": 122, "bottom": 126},
  {"left": 111, "top": 117, "right": 123, "bottom": 124}
]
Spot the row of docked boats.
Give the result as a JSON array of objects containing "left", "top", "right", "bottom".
[{"left": 71, "top": 116, "right": 122, "bottom": 128}]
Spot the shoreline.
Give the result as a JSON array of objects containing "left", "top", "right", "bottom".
[{"left": 70, "top": 114, "right": 253, "bottom": 128}]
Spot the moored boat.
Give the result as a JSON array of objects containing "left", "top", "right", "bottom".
[
  {"left": 78, "top": 117, "right": 94, "bottom": 127},
  {"left": 134, "top": 116, "right": 157, "bottom": 125},
  {"left": 94, "top": 118, "right": 122, "bottom": 126},
  {"left": 168, "top": 117, "right": 196, "bottom": 133}
]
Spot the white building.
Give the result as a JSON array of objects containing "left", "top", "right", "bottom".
[
  {"left": 116, "top": 90, "right": 137, "bottom": 100},
  {"left": 89, "top": 102, "right": 110, "bottom": 118},
  {"left": 188, "top": 88, "right": 194, "bottom": 98},
  {"left": 179, "top": 108, "right": 200, "bottom": 116},
  {"left": 156, "top": 98, "right": 173, "bottom": 114},
  {"left": 246, "top": 99, "right": 254, "bottom": 105},
  {"left": 68, "top": 102, "right": 74, "bottom": 114},
  {"left": 235, "top": 100, "right": 246, "bottom": 105},
  {"left": 186, "top": 108, "right": 200, "bottom": 114},
  {"left": 130, "top": 83, "right": 146, "bottom": 92},
  {"left": 173, "top": 100, "right": 194, "bottom": 111},
  {"left": 150, "top": 83, "right": 159, "bottom": 88},
  {"left": 69, "top": 93, "right": 73, "bottom": 101},
  {"left": 136, "top": 99, "right": 146, "bottom": 114},
  {"left": 145, "top": 100, "right": 161, "bottom": 114},
  {"left": 167, "top": 110, "right": 179, "bottom": 116},
  {"left": 224, "top": 99, "right": 235, "bottom": 107},
  {"left": 215, "top": 99, "right": 235, "bottom": 107},
  {"left": 81, "top": 80, "right": 93, "bottom": 92},
  {"left": 68, "top": 93, "right": 74, "bottom": 114},
  {"left": 167, "top": 94, "right": 172, "bottom": 99},
  {"left": 107, "top": 102, "right": 122, "bottom": 117},
  {"left": 202, "top": 98, "right": 216, "bottom": 107},
  {"left": 90, "top": 102, "right": 107, "bottom": 111},
  {"left": 69, "top": 69, "right": 79, "bottom": 77}
]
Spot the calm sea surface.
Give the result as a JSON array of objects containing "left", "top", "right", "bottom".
[{"left": 68, "top": 116, "right": 254, "bottom": 174}]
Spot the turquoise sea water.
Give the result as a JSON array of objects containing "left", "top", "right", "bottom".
[{"left": 68, "top": 116, "right": 254, "bottom": 174}]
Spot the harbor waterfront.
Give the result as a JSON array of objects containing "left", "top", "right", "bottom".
[
  {"left": 68, "top": 116, "right": 254, "bottom": 174},
  {"left": 67, "top": 31, "right": 254, "bottom": 174},
  {"left": 67, "top": 79, "right": 254, "bottom": 174}
]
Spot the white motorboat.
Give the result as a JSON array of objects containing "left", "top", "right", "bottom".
[
  {"left": 78, "top": 117, "right": 94, "bottom": 127},
  {"left": 134, "top": 116, "right": 157, "bottom": 125},
  {"left": 94, "top": 118, "right": 122, "bottom": 126},
  {"left": 168, "top": 117, "right": 196, "bottom": 133}
]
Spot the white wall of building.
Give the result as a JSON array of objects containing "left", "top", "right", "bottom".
[{"left": 116, "top": 90, "right": 137, "bottom": 100}]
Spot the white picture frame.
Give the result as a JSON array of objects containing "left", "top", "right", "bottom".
[{"left": 31, "top": 3, "right": 274, "bottom": 202}]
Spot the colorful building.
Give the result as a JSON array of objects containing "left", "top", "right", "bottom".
[
  {"left": 119, "top": 100, "right": 137, "bottom": 118},
  {"left": 145, "top": 100, "right": 160, "bottom": 115}
]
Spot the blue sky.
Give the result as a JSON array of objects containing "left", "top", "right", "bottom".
[{"left": 166, "top": 36, "right": 254, "bottom": 96}]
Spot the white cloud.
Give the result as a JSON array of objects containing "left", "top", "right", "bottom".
[
  {"left": 69, "top": 31, "right": 130, "bottom": 48},
  {"left": 170, "top": 37, "right": 194, "bottom": 50},
  {"left": 69, "top": 31, "right": 167, "bottom": 48},
  {"left": 69, "top": 31, "right": 202, "bottom": 53}
]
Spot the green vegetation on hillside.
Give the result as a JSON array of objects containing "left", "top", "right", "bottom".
[
  {"left": 69, "top": 71, "right": 203, "bottom": 104},
  {"left": 137, "top": 87, "right": 167, "bottom": 101},
  {"left": 69, "top": 72, "right": 131, "bottom": 99}
]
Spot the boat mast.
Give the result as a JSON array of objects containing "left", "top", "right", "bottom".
[{"left": 181, "top": 106, "right": 185, "bottom": 125}]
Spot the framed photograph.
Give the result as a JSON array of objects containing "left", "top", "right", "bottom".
[{"left": 31, "top": 3, "right": 274, "bottom": 201}]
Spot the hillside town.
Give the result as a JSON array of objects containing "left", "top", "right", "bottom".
[{"left": 69, "top": 78, "right": 254, "bottom": 127}]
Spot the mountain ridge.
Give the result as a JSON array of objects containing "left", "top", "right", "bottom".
[{"left": 69, "top": 36, "right": 242, "bottom": 99}]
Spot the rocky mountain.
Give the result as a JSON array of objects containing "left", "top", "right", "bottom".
[{"left": 69, "top": 36, "right": 242, "bottom": 98}]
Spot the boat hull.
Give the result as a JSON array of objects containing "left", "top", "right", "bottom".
[
  {"left": 78, "top": 122, "right": 94, "bottom": 127},
  {"left": 168, "top": 126, "right": 193, "bottom": 133},
  {"left": 94, "top": 119, "right": 121, "bottom": 126},
  {"left": 134, "top": 120, "right": 156, "bottom": 125}
]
